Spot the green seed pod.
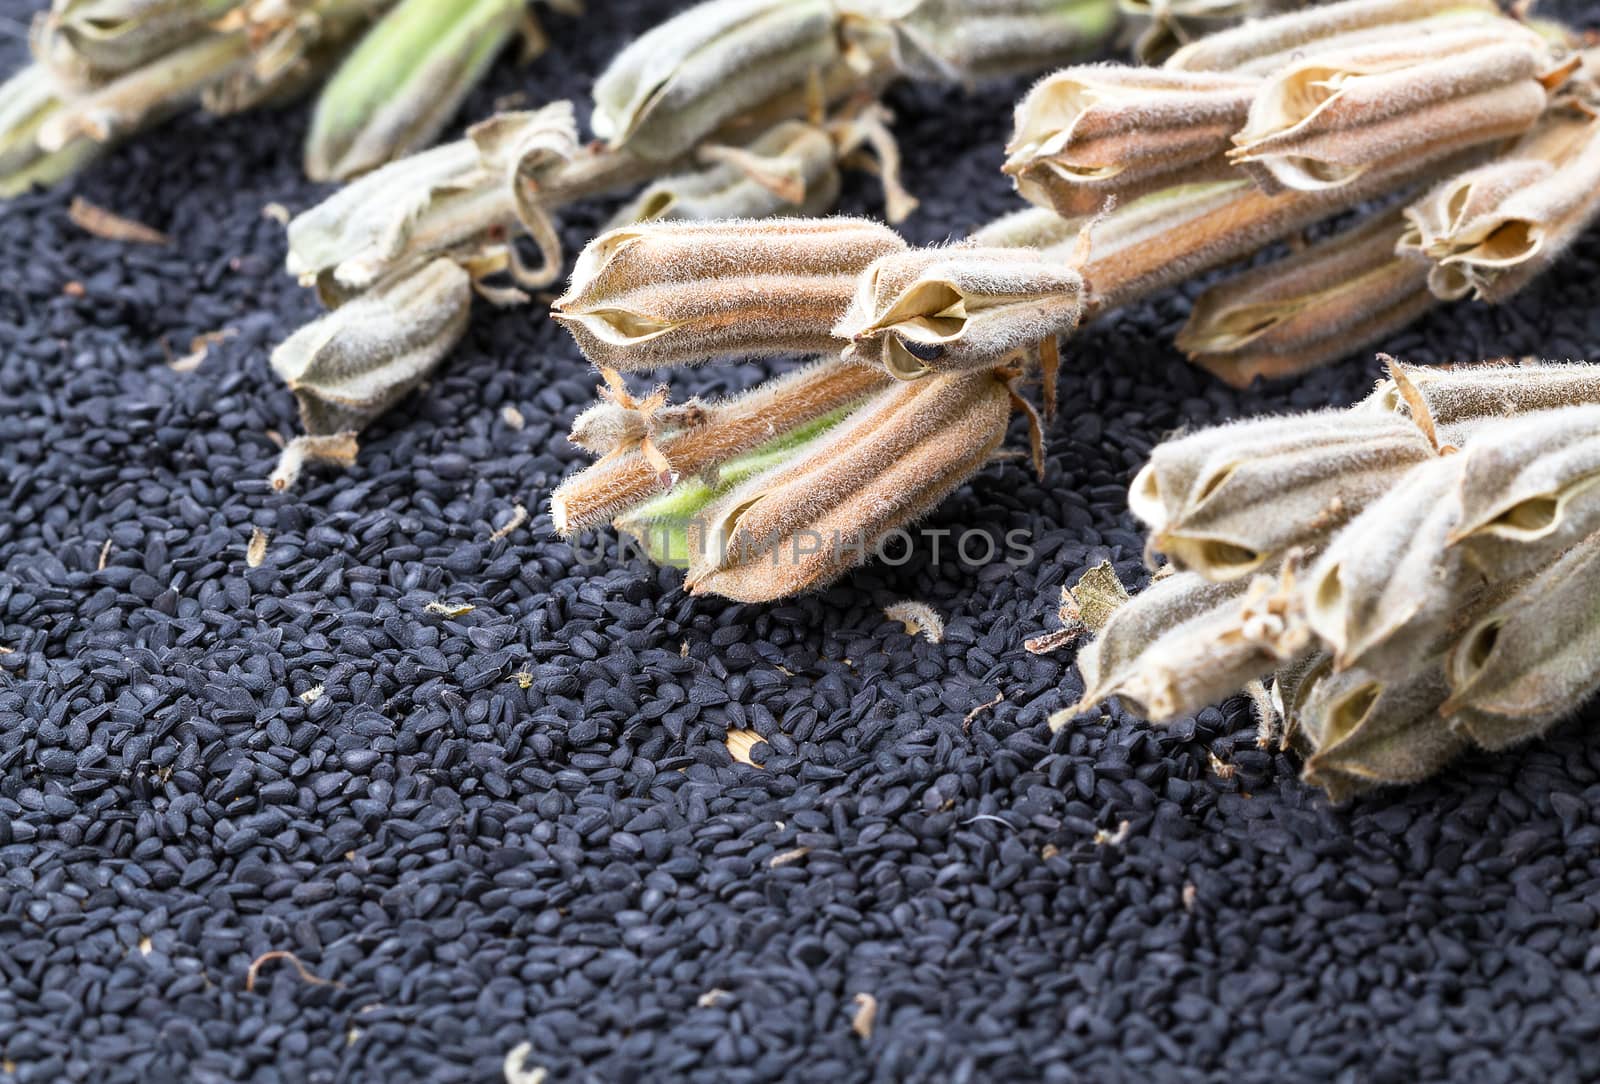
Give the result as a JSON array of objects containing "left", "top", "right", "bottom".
[
  {"left": 1397, "top": 109, "right": 1600, "bottom": 302},
  {"left": 1227, "top": 34, "right": 1552, "bottom": 195},
  {"left": 606, "top": 120, "right": 842, "bottom": 228},
  {"left": 286, "top": 103, "right": 579, "bottom": 302},
  {"left": 1176, "top": 210, "right": 1435, "bottom": 386},
  {"left": 590, "top": 0, "right": 889, "bottom": 162},
  {"left": 1302, "top": 455, "right": 1474, "bottom": 681},
  {"left": 1004, "top": 66, "right": 1256, "bottom": 216},
  {"left": 1444, "top": 531, "right": 1600, "bottom": 750},
  {"left": 1296, "top": 662, "right": 1468, "bottom": 802},
  {"left": 834, "top": 245, "right": 1083, "bottom": 380},
  {"left": 1165, "top": 0, "right": 1508, "bottom": 75},
  {"left": 0, "top": 65, "right": 104, "bottom": 198},
  {"left": 198, "top": 0, "right": 393, "bottom": 118},
  {"left": 684, "top": 370, "right": 1012, "bottom": 602},
  {"left": 270, "top": 257, "right": 473, "bottom": 436},
  {"left": 31, "top": 0, "right": 244, "bottom": 85},
  {"left": 305, "top": 0, "right": 529, "bottom": 182},
  {"left": 553, "top": 217, "right": 907, "bottom": 371},
  {"left": 1129, "top": 409, "right": 1433, "bottom": 581},
  {"left": 899, "top": 0, "right": 1122, "bottom": 80},
  {"left": 1447, "top": 404, "right": 1600, "bottom": 573},
  {"left": 969, "top": 205, "right": 1084, "bottom": 251}
]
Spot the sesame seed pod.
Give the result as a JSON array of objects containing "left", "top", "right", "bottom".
[
  {"left": 1301, "top": 455, "right": 1475, "bottom": 682},
  {"left": 1355, "top": 360, "right": 1600, "bottom": 449},
  {"left": 270, "top": 257, "right": 473, "bottom": 436},
  {"left": 1164, "top": 0, "right": 1507, "bottom": 75},
  {"left": 1443, "top": 530, "right": 1600, "bottom": 750},
  {"left": 0, "top": 65, "right": 103, "bottom": 199},
  {"left": 1176, "top": 211, "right": 1436, "bottom": 387},
  {"left": 605, "top": 120, "right": 842, "bottom": 228},
  {"left": 834, "top": 246, "right": 1083, "bottom": 380},
  {"left": 31, "top": 0, "right": 244, "bottom": 86},
  {"left": 1072, "top": 570, "right": 1252, "bottom": 714},
  {"left": 1004, "top": 67, "right": 1258, "bottom": 216},
  {"left": 589, "top": 0, "right": 887, "bottom": 163},
  {"left": 1447, "top": 405, "right": 1600, "bottom": 573},
  {"left": 550, "top": 357, "right": 890, "bottom": 533},
  {"left": 1119, "top": 0, "right": 1301, "bottom": 66},
  {"left": 969, "top": 205, "right": 1084, "bottom": 251},
  {"left": 1398, "top": 109, "right": 1600, "bottom": 302},
  {"left": 684, "top": 370, "right": 1012, "bottom": 602},
  {"left": 305, "top": 0, "right": 528, "bottom": 182},
  {"left": 1295, "top": 662, "right": 1468, "bottom": 802},
  {"left": 900, "top": 0, "right": 1122, "bottom": 81},
  {"left": 198, "top": 0, "right": 396, "bottom": 118},
  {"left": 1130, "top": 411, "right": 1434, "bottom": 581},
  {"left": 286, "top": 102, "right": 580, "bottom": 302},
  {"left": 1227, "top": 35, "right": 1553, "bottom": 195},
  {"left": 553, "top": 217, "right": 907, "bottom": 371}
]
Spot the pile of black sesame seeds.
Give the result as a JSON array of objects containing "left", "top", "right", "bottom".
[{"left": 4, "top": 1, "right": 1600, "bottom": 1080}]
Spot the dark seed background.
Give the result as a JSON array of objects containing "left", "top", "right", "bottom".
[{"left": 4, "top": 1, "right": 1600, "bottom": 1081}]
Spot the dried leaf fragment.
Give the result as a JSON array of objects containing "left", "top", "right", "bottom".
[
  {"left": 725, "top": 728, "right": 765, "bottom": 767},
  {"left": 850, "top": 993, "right": 878, "bottom": 1040},
  {"left": 884, "top": 601, "right": 944, "bottom": 643},
  {"left": 270, "top": 432, "right": 360, "bottom": 492},
  {"left": 68, "top": 196, "right": 169, "bottom": 244},
  {"left": 247, "top": 527, "right": 270, "bottom": 568}
]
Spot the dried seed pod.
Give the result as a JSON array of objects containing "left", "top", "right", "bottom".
[
  {"left": 551, "top": 357, "right": 889, "bottom": 533},
  {"left": 553, "top": 217, "right": 906, "bottom": 371},
  {"left": 1004, "top": 67, "right": 1257, "bottom": 216},
  {"left": 1227, "top": 36, "right": 1552, "bottom": 195},
  {"left": 589, "top": 0, "right": 894, "bottom": 162},
  {"left": 1397, "top": 109, "right": 1600, "bottom": 302},
  {"left": 199, "top": 0, "right": 390, "bottom": 117},
  {"left": 0, "top": 65, "right": 103, "bottom": 198},
  {"left": 1087, "top": 565, "right": 1312, "bottom": 723},
  {"left": 31, "top": 0, "right": 244, "bottom": 85},
  {"left": 1301, "top": 455, "right": 1474, "bottom": 681},
  {"left": 1119, "top": 0, "right": 1300, "bottom": 66},
  {"left": 1296, "top": 662, "right": 1468, "bottom": 801},
  {"left": 899, "top": 0, "right": 1122, "bottom": 80},
  {"left": 270, "top": 258, "right": 473, "bottom": 435},
  {"left": 1165, "top": 0, "right": 1506, "bottom": 75},
  {"left": 286, "top": 102, "right": 579, "bottom": 302},
  {"left": 614, "top": 408, "right": 849, "bottom": 568},
  {"left": 606, "top": 120, "right": 841, "bottom": 227},
  {"left": 1357, "top": 359, "right": 1600, "bottom": 449},
  {"left": 1176, "top": 210, "right": 1435, "bottom": 386},
  {"left": 1446, "top": 405, "right": 1600, "bottom": 571},
  {"left": 684, "top": 370, "right": 1012, "bottom": 602},
  {"left": 1072, "top": 570, "right": 1250, "bottom": 711},
  {"left": 1130, "top": 410, "right": 1433, "bottom": 580},
  {"left": 304, "top": 0, "right": 531, "bottom": 182},
  {"left": 1444, "top": 531, "right": 1600, "bottom": 750},
  {"left": 835, "top": 245, "right": 1083, "bottom": 380}
]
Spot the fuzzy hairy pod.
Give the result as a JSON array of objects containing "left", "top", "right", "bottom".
[
  {"left": 835, "top": 245, "right": 1083, "bottom": 380},
  {"left": 1302, "top": 455, "right": 1477, "bottom": 682},
  {"left": 1357, "top": 360, "right": 1600, "bottom": 449},
  {"left": 684, "top": 370, "right": 1012, "bottom": 602},
  {"left": 1084, "top": 566, "right": 1311, "bottom": 723},
  {"left": 606, "top": 120, "right": 842, "bottom": 228},
  {"left": 0, "top": 65, "right": 103, "bottom": 198},
  {"left": 1164, "top": 0, "right": 1506, "bottom": 75},
  {"left": 899, "top": 0, "right": 1121, "bottom": 80},
  {"left": 1176, "top": 211, "right": 1435, "bottom": 386},
  {"left": 1446, "top": 405, "right": 1600, "bottom": 572},
  {"left": 304, "top": 0, "right": 529, "bottom": 182},
  {"left": 1004, "top": 67, "right": 1256, "bottom": 216},
  {"left": 1130, "top": 410, "right": 1433, "bottom": 581},
  {"left": 970, "top": 205, "right": 1085, "bottom": 251},
  {"left": 1072, "top": 571, "right": 1247, "bottom": 710},
  {"left": 271, "top": 258, "right": 473, "bottom": 436},
  {"left": 1295, "top": 661, "right": 1468, "bottom": 801},
  {"left": 1119, "top": 0, "right": 1301, "bottom": 66},
  {"left": 198, "top": 0, "right": 391, "bottom": 118},
  {"left": 31, "top": 0, "right": 244, "bottom": 85},
  {"left": 1398, "top": 110, "right": 1600, "bottom": 302},
  {"left": 286, "top": 102, "right": 579, "bottom": 302},
  {"left": 1444, "top": 531, "right": 1600, "bottom": 750},
  {"left": 1227, "top": 34, "right": 1552, "bottom": 195},
  {"left": 589, "top": 0, "right": 896, "bottom": 163},
  {"left": 553, "top": 217, "right": 906, "bottom": 371},
  {"left": 551, "top": 357, "right": 890, "bottom": 533}
]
